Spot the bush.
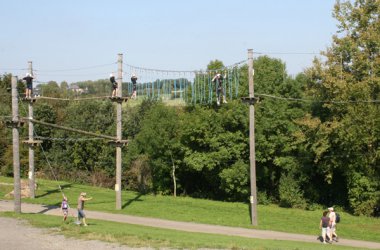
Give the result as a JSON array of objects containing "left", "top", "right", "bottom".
[
  {"left": 257, "top": 191, "right": 271, "bottom": 205},
  {"left": 278, "top": 173, "right": 307, "bottom": 209},
  {"left": 348, "top": 173, "right": 379, "bottom": 216}
]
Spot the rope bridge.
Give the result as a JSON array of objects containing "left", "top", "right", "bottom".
[{"left": 123, "top": 60, "right": 247, "bottom": 105}]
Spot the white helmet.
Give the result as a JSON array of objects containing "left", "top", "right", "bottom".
[
  {"left": 132, "top": 73, "right": 136, "bottom": 77},
  {"left": 110, "top": 73, "right": 114, "bottom": 77}
]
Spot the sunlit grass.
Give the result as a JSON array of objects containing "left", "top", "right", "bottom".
[
  {"left": 1, "top": 212, "right": 370, "bottom": 250},
  {"left": 1, "top": 176, "right": 379, "bottom": 243}
]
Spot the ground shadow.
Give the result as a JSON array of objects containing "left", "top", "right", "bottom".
[
  {"left": 37, "top": 204, "right": 60, "bottom": 214},
  {"left": 35, "top": 184, "right": 72, "bottom": 199},
  {"left": 122, "top": 193, "right": 143, "bottom": 209}
]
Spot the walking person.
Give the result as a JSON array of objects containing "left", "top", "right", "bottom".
[
  {"left": 319, "top": 211, "right": 330, "bottom": 244},
  {"left": 77, "top": 192, "right": 93, "bottom": 226},
  {"left": 23, "top": 73, "right": 34, "bottom": 98},
  {"left": 61, "top": 196, "right": 69, "bottom": 222},
  {"left": 328, "top": 207, "right": 339, "bottom": 242},
  {"left": 131, "top": 73, "right": 138, "bottom": 99},
  {"left": 110, "top": 73, "right": 118, "bottom": 97},
  {"left": 212, "top": 72, "right": 227, "bottom": 106}
]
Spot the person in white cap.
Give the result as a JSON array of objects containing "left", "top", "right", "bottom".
[
  {"left": 23, "top": 73, "right": 34, "bottom": 98},
  {"left": 110, "top": 73, "right": 118, "bottom": 97},
  {"left": 77, "top": 192, "right": 93, "bottom": 226},
  {"left": 212, "top": 72, "right": 227, "bottom": 106},
  {"left": 328, "top": 207, "right": 339, "bottom": 242},
  {"left": 131, "top": 73, "right": 138, "bottom": 99}
]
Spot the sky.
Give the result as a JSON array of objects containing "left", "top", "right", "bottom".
[{"left": 0, "top": 0, "right": 338, "bottom": 84}]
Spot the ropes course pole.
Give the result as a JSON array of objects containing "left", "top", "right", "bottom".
[
  {"left": 208, "top": 71, "right": 212, "bottom": 104},
  {"left": 248, "top": 49, "right": 258, "bottom": 226},
  {"left": 115, "top": 53, "right": 123, "bottom": 210},
  {"left": 11, "top": 75, "right": 21, "bottom": 213},
  {"left": 27, "top": 61, "right": 36, "bottom": 198}
]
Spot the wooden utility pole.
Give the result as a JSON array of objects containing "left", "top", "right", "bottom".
[
  {"left": 115, "top": 53, "right": 123, "bottom": 210},
  {"left": 11, "top": 75, "right": 21, "bottom": 213},
  {"left": 248, "top": 49, "right": 258, "bottom": 225},
  {"left": 27, "top": 61, "right": 36, "bottom": 198}
]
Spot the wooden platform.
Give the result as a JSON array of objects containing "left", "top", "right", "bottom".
[
  {"left": 4, "top": 120, "right": 25, "bottom": 128},
  {"left": 22, "top": 139, "right": 43, "bottom": 146},
  {"left": 109, "top": 96, "right": 129, "bottom": 103},
  {"left": 241, "top": 96, "right": 259, "bottom": 105},
  {"left": 108, "top": 140, "right": 129, "bottom": 147},
  {"left": 21, "top": 97, "right": 37, "bottom": 103}
]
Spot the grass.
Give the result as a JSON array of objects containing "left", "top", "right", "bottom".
[
  {"left": 1, "top": 212, "right": 371, "bottom": 250},
  {"left": 1, "top": 176, "right": 379, "bottom": 244}
]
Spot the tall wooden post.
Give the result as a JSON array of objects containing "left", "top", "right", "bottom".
[
  {"left": 27, "top": 61, "right": 36, "bottom": 198},
  {"left": 248, "top": 49, "right": 258, "bottom": 225},
  {"left": 115, "top": 53, "right": 123, "bottom": 210},
  {"left": 11, "top": 75, "right": 21, "bottom": 213}
]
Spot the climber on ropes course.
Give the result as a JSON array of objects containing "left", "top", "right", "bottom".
[
  {"left": 110, "top": 73, "right": 118, "bottom": 97},
  {"left": 212, "top": 72, "right": 227, "bottom": 106},
  {"left": 23, "top": 73, "right": 34, "bottom": 99},
  {"left": 131, "top": 73, "right": 138, "bottom": 99}
]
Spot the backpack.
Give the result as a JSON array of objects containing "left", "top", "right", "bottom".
[{"left": 335, "top": 213, "right": 340, "bottom": 223}]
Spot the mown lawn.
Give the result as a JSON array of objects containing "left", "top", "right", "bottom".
[
  {"left": 1, "top": 212, "right": 371, "bottom": 250},
  {"left": 1, "top": 176, "right": 379, "bottom": 244}
]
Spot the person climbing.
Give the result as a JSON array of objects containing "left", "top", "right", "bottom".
[
  {"left": 61, "top": 196, "right": 69, "bottom": 222},
  {"left": 23, "top": 73, "right": 34, "bottom": 98},
  {"left": 212, "top": 72, "right": 227, "bottom": 106},
  {"left": 110, "top": 73, "right": 118, "bottom": 97},
  {"left": 131, "top": 73, "right": 138, "bottom": 99}
]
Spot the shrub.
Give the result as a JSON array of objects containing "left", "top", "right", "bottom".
[{"left": 278, "top": 173, "right": 307, "bottom": 209}]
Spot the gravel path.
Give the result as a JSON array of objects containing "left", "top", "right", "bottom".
[
  {"left": 0, "top": 217, "right": 140, "bottom": 250},
  {"left": 1, "top": 200, "right": 380, "bottom": 249}
]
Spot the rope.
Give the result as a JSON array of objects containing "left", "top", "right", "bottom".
[
  {"left": 256, "top": 93, "right": 380, "bottom": 104},
  {"left": 25, "top": 118, "right": 117, "bottom": 140},
  {"left": 34, "top": 62, "right": 116, "bottom": 72}
]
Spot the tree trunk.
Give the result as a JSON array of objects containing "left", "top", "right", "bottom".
[{"left": 171, "top": 154, "right": 176, "bottom": 197}]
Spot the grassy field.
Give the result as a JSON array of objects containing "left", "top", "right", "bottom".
[
  {"left": 1, "top": 212, "right": 371, "bottom": 250},
  {"left": 1, "top": 176, "right": 379, "bottom": 245}
]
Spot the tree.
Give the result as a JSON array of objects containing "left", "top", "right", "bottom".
[
  {"left": 127, "top": 102, "right": 181, "bottom": 195},
  {"left": 303, "top": 0, "right": 380, "bottom": 215}
]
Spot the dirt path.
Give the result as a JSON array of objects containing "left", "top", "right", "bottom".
[
  {"left": 1, "top": 200, "right": 380, "bottom": 249},
  {"left": 0, "top": 217, "right": 143, "bottom": 250}
]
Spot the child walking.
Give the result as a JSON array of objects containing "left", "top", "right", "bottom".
[{"left": 61, "top": 196, "right": 69, "bottom": 222}]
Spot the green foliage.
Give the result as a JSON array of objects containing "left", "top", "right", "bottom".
[
  {"left": 347, "top": 173, "right": 379, "bottom": 216},
  {"left": 207, "top": 60, "right": 224, "bottom": 71},
  {"left": 303, "top": 0, "right": 380, "bottom": 215},
  {"left": 278, "top": 173, "right": 307, "bottom": 209},
  {"left": 219, "top": 160, "right": 249, "bottom": 201}
]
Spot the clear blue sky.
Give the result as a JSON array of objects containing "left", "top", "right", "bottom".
[{"left": 0, "top": 0, "right": 337, "bottom": 84}]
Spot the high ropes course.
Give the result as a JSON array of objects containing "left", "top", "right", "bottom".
[
  {"left": 123, "top": 60, "right": 246, "bottom": 105},
  {"left": 2, "top": 57, "right": 247, "bottom": 105}
]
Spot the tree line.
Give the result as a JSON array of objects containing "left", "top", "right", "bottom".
[{"left": 0, "top": 0, "right": 379, "bottom": 216}]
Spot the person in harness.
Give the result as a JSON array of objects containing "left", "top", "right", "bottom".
[
  {"left": 110, "top": 73, "right": 118, "bottom": 97},
  {"left": 212, "top": 72, "right": 227, "bottom": 106},
  {"left": 131, "top": 73, "right": 138, "bottom": 99},
  {"left": 23, "top": 73, "right": 34, "bottom": 98}
]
